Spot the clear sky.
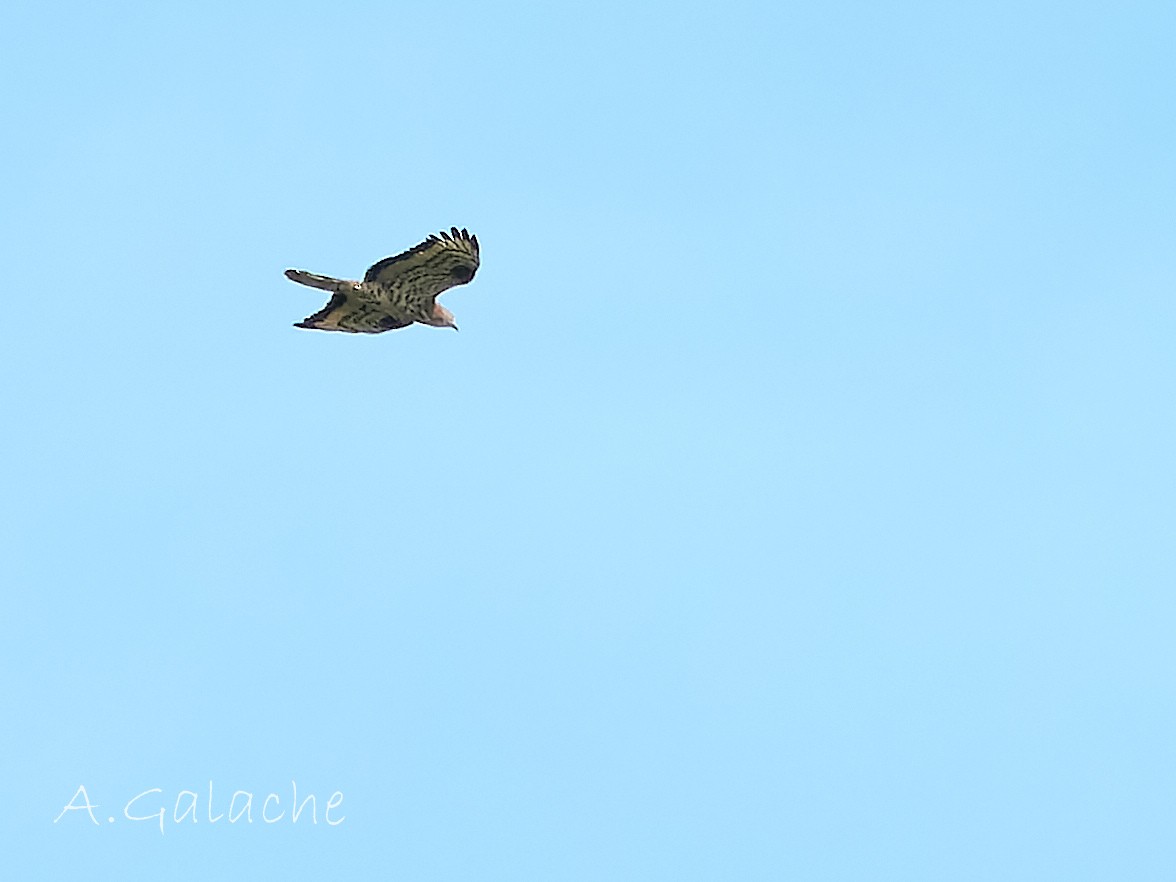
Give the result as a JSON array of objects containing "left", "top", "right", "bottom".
[{"left": 2, "top": 1, "right": 1174, "bottom": 878}]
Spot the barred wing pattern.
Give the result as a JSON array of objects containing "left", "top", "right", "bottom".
[
  {"left": 364, "top": 227, "right": 480, "bottom": 288},
  {"left": 292, "top": 288, "right": 413, "bottom": 334}
]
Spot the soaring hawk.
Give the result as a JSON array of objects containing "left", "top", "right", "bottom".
[{"left": 286, "top": 227, "right": 480, "bottom": 333}]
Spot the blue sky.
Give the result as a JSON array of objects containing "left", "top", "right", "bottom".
[{"left": 2, "top": 1, "right": 1174, "bottom": 878}]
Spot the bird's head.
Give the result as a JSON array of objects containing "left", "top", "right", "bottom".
[{"left": 429, "top": 303, "right": 459, "bottom": 331}]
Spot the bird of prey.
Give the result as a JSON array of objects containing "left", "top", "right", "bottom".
[{"left": 285, "top": 227, "right": 480, "bottom": 333}]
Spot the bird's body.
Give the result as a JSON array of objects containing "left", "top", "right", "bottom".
[{"left": 285, "top": 227, "right": 480, "bottom": 333}]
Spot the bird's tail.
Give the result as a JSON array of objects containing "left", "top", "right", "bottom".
[{"left": 284, "top": 269, "right": 346, "bottom": 291}]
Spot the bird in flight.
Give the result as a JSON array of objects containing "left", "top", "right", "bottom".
[{"left": 285, "top": 227, "right": 480, "bottom": 333}]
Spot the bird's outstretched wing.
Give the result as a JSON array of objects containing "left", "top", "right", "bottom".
[
  {"left": 364, "top": 227, "right": 480, "bottom": 298},
  {"left": 294, "top": 292, "right": 412, "bottom": 334}
]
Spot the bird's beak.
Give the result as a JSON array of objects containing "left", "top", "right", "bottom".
[{"left": 451, "top": 323, "right": 460, "bottom": 332}]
